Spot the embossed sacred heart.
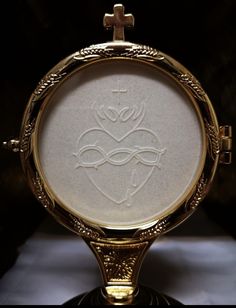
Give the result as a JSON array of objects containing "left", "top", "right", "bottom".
[{"left": 74, "top": 128, "right": 165, "bottom": 206}]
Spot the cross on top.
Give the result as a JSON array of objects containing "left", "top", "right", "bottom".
[{"left": 103, "top": 4, "right": 134, "bottom": 41}]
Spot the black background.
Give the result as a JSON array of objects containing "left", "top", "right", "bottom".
[{"left": 0, "top": 0, "right": 235, "bottom": 277}]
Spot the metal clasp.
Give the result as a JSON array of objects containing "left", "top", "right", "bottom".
[{"left": 2, "top": 138, "right": 20, "bottom": 153}]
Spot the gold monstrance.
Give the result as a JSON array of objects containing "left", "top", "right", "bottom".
[{"left": 4, "top": 4, "right": 232, "bottom": 305}]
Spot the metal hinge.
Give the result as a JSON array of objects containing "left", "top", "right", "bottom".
[{"left": 219, "top": 126, "right": 232, "bottom": 164}]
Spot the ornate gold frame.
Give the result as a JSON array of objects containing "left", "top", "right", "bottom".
[{"left": 20, "top": 41, "right": 220, "bottom": 238}]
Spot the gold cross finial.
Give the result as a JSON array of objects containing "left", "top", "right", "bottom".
[{"left": 103, "top": 4, "right": 134, "bottom": 41}]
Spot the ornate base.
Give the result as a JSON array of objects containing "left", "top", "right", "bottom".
[{"left": 63, "top": 286, "right": 183, "bottom": 305}]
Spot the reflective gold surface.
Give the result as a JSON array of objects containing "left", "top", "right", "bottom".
[{"left": 18, "top": 41, "right": 221, "bottom": 236}]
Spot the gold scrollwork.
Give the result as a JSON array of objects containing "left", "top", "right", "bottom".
[
  {"left": 175, "top": 73, "right": 207, "bottom": 102},
  {"left": 122, "top": 45, "right": 165, "bottom": 60},
  {"left": 33, "top": 72, "right": 66, "bottom": 100},
  {"left": 74, "top": 44, "right": 165, "bottom": 62},
  {"left": 33, "top": 172, "right": 54, "bottom": 210},
  {"left": 186, "top": 175, "right": 207, "bottom": 211},
  {"left": 101, "top": 250, "right": 137, "bottom": 281},
  {"left": 74, "top": 45, "right": 115, "bottom": 61},
  {"left": 69, "top": 214, "right": 102, "bottom": 240},
  {"left": 91, "top": 241, "right": 148, "bottom": 283},
  {"left": 205, "top": 119, "right": 220, "bottom": 160},
  {"left": 20, "top": 119, "right": 35, "bottom": 157},
  {"left": 136, "top": 218, "right": 168, "bottom": 240}
]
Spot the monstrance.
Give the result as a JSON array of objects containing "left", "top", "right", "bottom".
[{"left": 4, "top": 4, "right": 232, "bottom": 305}]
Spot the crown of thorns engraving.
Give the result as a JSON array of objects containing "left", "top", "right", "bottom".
[{"left": 74, "top": 144, "right": 166, "bottom": 169}]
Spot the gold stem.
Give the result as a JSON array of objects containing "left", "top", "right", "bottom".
[{"left": 86, "top": 239, "right": 152, "bottom": 305}]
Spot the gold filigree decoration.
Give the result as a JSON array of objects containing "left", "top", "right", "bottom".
[
  {"left": 186, "top": 175, "right": 207, "bottom": 211},
  {"left": 74, "top": 45, "right": 115, "bottom": 61},
  {"left": 20, "top": 119, "right": 35, "bottom": 156},
  {"left": 122, "top": 45, "right": 165, "bottom": 60},
  {"left": 33, "top": 72, "right": 66, "bottom": 99},
  {"left": 175, "top": 73, "right": 206, "bottom": 101},
  {"left": 205, "top": 120, "right": 220, "bottom": 160},
  {"left": 74, "top": 44, "right": 164, "bottom": 62},
  {"left": 103, "top": 250, "right": 137, "bottom": 281},
  {"left": 33, "top": 172, "right": 54, "bottom": 210},
  {"left": 69, "top": 214, "right": 101, "bottom": 240},
  {"left": 136, "top": 218, "right": 167, "bottom": 241},
  {"left": 92, "top": 242, "right": 148, "bottom": 283}
]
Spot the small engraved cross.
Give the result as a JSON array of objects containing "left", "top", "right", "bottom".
[
  {"left": 103, "top": 4, "right": 134, "bottom": 41},
  {"left": 112, "top": 79, "right": 127, "bottom": 104}
]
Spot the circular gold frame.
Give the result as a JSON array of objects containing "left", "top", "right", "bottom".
[{"left": 19, "top": 41, "right": 219, "bottom": 240}]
